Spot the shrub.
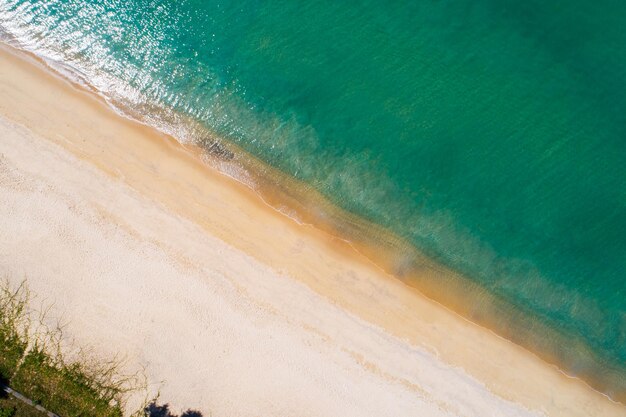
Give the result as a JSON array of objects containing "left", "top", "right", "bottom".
[{"left": 144, "top": 401, "right": 203, "bottom": 417}]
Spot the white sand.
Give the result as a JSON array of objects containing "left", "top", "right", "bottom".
[
  {"left": 0, "top": 44, "right": 623, "bottom": 417},
  {"left": 0, "top": 116, "right": 539, "bottom": 417}
]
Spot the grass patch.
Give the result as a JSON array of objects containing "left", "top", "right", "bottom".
[
  {"left": 11, "top": 348, "right": 124, "bottom": 417},
  {"left": 0, "top": 279, "right": 206, "bottom": 417},
  {"left": 0, "top": 395, "right": 46, "bottom": 417},
  {"left": 0, "top": 279, "right": 137, "bottom": 417},
  {"left": 0, "top": 283, "right": 28, "bottom": 381}
]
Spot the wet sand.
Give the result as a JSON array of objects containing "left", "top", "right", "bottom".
[{"left": 0, "top": 43, "right": 623, "bottom": 417}]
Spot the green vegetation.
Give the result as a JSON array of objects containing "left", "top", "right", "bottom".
[
  {"left": 0, "top": 282, "right": 28, "bottom": 382},
  {"left": 0, "top": 280, "right": 134, "bottom": 417},
  {"left": 10, "top": 348, "right": 126, "bottom": 417},
  {"left": 0, "top": 396, "right": 45, "bottom": 417},
  {"left": 0, "top": 279, "right": 205, "bottom": 417}
]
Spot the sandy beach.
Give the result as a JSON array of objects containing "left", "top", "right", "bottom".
[{"left": 0, "top": 43, "right": 624, "bottom": 417}]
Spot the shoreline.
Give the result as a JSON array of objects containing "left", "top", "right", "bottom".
[
  {"left": 0, "top": 42, "right": 624, "bottom": 416},
  {"left": 2, "top": 26, "right": 623, "bottom": 400},
  {"left": 2, "top": 32, "right": 622, "bottom": 401}
]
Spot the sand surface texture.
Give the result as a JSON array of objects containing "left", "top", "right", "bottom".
[{"left": 0, "top": 44, "right": 623, "bottom": 417}]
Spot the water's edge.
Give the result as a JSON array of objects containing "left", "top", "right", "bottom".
[{"left": 1, "top": 36, "right": 623, "bottom": 404}]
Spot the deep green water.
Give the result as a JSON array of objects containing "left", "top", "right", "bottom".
[{"left": 1, "top": 0, "right": 625, "bottom": 396}]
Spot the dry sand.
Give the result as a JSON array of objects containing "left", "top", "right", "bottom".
[{"left": 0, "top": 44, "right": 624, "bottom": 417}]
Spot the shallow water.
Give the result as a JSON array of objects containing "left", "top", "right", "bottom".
[{"left": 1, "top": 0, "right": 624, "bottom": 398}]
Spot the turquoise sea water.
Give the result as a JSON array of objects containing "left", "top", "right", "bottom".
[{"left": 1, "top": 0, "right": 625, "bottom": 398}]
